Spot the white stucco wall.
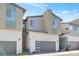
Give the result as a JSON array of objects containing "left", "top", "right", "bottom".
[
  {"left": 27, "top": 31, "right": 59, "bottom": 53},
  {"left": 68, "top": 36, "right": 79, "bottom": 41},
  {"left": 0, "top": 29, "right": 22, "bottom": 54}
]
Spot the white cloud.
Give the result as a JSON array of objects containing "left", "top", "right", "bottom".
[
  {"left": 53, "top": 10, "right": 79, "bottom": 22},
  {"left": 61, "top": 10, "right": 71, "bottom": 15},
  {"left": 73, "top": 9, "right": 78, "bottom": 12},
  {"left": 40, "top": 3, "right": 48, "bottom": 7},
  {"left": 27, "top": 3, "right": 48, "bottom": 10},
  {"left": 23, "top": 10, "right": 41, "bottom": 19}
]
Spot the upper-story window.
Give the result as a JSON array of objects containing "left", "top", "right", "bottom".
[
  {"left": 30, "top": 20, "right": 38, "bottom": 28},
  {"left": 7, "top": 8, "right": 15, "bottom": 17},
  {"left": 69, "top": 25, "right": 73, "bottom": 30},
  {"left": 69, "top": 25, "right": 79, "bottom": 31},
  {"left": 30, "top": 20, "right": 35, "bottom": 27},
  {"left": 52, "top": 20, "right": 58, "bottom": 29},
  {"left": 73, "top": 26, "right": 78, "bottom": 31},
  {"left": 7, "top": 8, "right": 11, "bottom": 17},
  {"left": 78, "top": 27, "right": 79, "bottom": 31},
  {"left": 52, "top": 19, "right": 59, "bottom": 33},
  {"left": 6, "top": 4, "right": 16, "bottom": 28},
  {"left": 29, "top": 19, "right": 42, "bottom": 31}
]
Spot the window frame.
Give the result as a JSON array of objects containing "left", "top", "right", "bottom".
[
  {"left": 52, "top": 19, "right": 58, "bottom": 29},
  {"left": 6, "top": 4, "right": 16, "bottom": 29},
  {"left": 52, "top": 19, "right": 59, "bottom": 33}
]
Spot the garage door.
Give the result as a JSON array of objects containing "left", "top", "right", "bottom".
[
  {"left": 0, "top": 41, "right": 16, "bottom": 56},
  {"left": 36, "top": 41, "right": 56, "bottom": 52},
  {"left": 68, "top": 41, "right": 79, "bottom": 50}
]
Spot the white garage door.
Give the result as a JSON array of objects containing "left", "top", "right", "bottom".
[
  {"left": 68, "top": 41, "right": 79, "bottom": 50},
  {"left": 36, "top": 41, "right": 56, "bottom": 52},
  {"left": 0, "top": 41, "right": 16, "bottom": 56}
]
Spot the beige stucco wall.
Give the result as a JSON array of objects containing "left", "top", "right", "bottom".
[
  {"left": 0, "top": 3, "right": 6, "bottom": 29},
  {"left": 43, "top": 10, "right": 61, "bottom": 35},
  {"left": 61, "top": 23, "right": 79, "bottom": 36},
  {"left": 61, "top": 23, "right": 69, "bottom": 33},
  {"left": 27, "top": 10, "right": 62, "bottom": 35},
  {"left": 43, "top": 10, "right": 52, "bottom": 33},
  {"left": 16, "top": 7, "right": 24, "bottom": 31},
  {"left": 28, "top": 17, "right": 46, "bottom": 32},
  {"left": 70, "top": 19, "right": 79, "bottom": 26},
  {"left": 0, "top": 3, "right": 24, "bottom": 31}
]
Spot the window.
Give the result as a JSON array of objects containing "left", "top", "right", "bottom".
[
  {"left": 78, "top": 27, "right": 79, "bottom": 31},
  {"left": 30, "top": 20, "right": 34, "bottom": 27},
  {"left": 73, "top": 26, "right": 78, "bottom": 31},
  {"left": 6, "top": 4, "right": 16, "bottom": 18},
  {"left": 52, "top": 19, "right": 58, "bottom": 33},
  {"left": 69, "top": 25, "right": 78, "bottom": 31},
  {"left": 69, "top": 25, "right": 73, "bottom": 30},
  {"left": 6, "top": 4, "right": 16, "bottom": 28},
  {"left": 29, "top": 19, "right": 41, "bottom": 31},
  {"left": 7, "top": 8, "right": 11, "bottom": 17},
  {"left": 52, "top": 20, "right": 58, "bottom": 29},
  {"left": 30, "top": 20, "right": 38, "bottom": 28}
]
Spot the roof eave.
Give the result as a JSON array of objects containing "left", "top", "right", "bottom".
[
  {"left": 51, "top": 12, "right": 63, "bottom": 21},
  {"left": 10, "top": 3, "right": 26, "bottom": 13}
]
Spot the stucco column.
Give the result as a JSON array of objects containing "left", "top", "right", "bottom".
[{"left": 56, "top": 40, "right": 59, "bottom": 51}]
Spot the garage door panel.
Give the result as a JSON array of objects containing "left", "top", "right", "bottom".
[
  {"left": 68, "top": 41, "right": 79, "bottom": 50},
  {"left": 36, "top": 41, "right": 56, "bottom": 52},
  {"left": 0, "top": 41, "right": 16, "bottom": 56}
]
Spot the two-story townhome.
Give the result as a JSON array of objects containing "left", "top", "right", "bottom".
[
  {"left": 60, "top": 19, "right": 79, "bottom": 51},
  {"left": 0, "top": 3, "right": 25, "bottom": 55},
  {"left": 23, "top": 9, "right": 62, "bottom": 53}
]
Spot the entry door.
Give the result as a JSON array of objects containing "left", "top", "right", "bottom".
[{"left": 59, "top": 37, "right": 68, "bottom": 49}]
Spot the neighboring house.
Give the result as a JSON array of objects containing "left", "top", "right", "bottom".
[
  {"left": 0, "top": 3, "right": 25, "bottom": 55},
  {"left": 23, "top": 9, "right": 62, "bottom": 53},
  {"left": 60, "top": 19, "right": 79, "bottom": 51}
]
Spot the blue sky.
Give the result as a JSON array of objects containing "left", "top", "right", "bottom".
[{"left": 17, "top": 3, "right": 79, "bottom": 22}]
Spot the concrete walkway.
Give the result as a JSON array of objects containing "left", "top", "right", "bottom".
[{"left": 33, "top": 50, "right": 79, "bottom": 56}]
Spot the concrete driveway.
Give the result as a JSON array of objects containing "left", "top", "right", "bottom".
[{"left": 33, "top": 50, "right": 79, "bottom": 56}]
